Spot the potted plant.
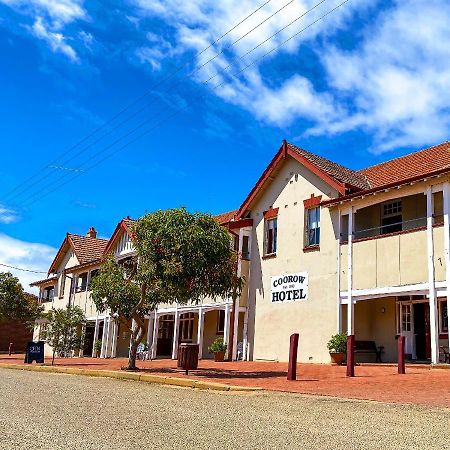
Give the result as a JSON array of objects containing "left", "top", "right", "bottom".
[
  {"left": 208, "top": 338, "right": 227, "bottom": 362},
  {"left": 327, "top": 333, "right": 347, "bottom": 365},
  {"left": 93, "top": 339, "right": 102, "bottom": 358}
]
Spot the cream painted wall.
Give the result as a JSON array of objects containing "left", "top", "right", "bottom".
[{"left": 248, "top": 156, "right": 340, "bottom": 363}]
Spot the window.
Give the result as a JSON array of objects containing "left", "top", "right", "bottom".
[
  {"left": 179, "top": 313, "right": 194, "bottom": 342},
  {"left": 305, "top": 207, "right": 320, "bottom": 247},
  {"left": 88, "top": 269, "right": 99, "bottom": 288},
  {"left": 440, "top": 301, "right": 448, "bottom": 333},
  {"left": 76, "top": 272, "right": 88, "bottom": 292},
  {"left": 264, "top": 218, "right": 277, "bottom": 255},
  {"left": 381, "top": 200, "right": 402, "bottom": 234},
  {"left": 41, "top": 287, "right": 54, "bottom": 302},
  {"left": 216, "top": 310, "right": 225, "bottom": 334},
  {"left": 58, "top": 274, "right": 65, "bottom": 299},
  {"left": 241, "top": 235, "right": 250, "bottom": 260}
]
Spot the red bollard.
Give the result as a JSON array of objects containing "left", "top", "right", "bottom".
[
  {"left": 397, "top": 335, "right": 405, "bottom": 374},
  {"left": 346, "top": 335, "right": 355, "bottom": 377},
  {"left": 8, "top": 343, "right": 13, "bottom": 356},
  {"left": 287, "top": 333, "right": 299, "bottom": 381}
]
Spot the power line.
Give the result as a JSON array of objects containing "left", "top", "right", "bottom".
[
  {"left": 16, "top": 0, "right": 334, "bottom": 207},
  {"left": 1, "top": 0, "right": 275, "bottom": 203},
  {"left": 18, "top": 0, "right": 350, "bottom": 208},
  {"left": 5, "top": 0, "right": 300, "bottom": 205},
  {"left": 0, "top": 263, "right": 47, "bottom": 274}
]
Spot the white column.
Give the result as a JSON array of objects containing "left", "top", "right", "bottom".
[
  {"left": 427, "top": 187, "right": 439, "bottom": 364},
  {"left": 443, "top": 182, "right": 450, "bottom": 355},
  {"left": 337, "top": 208, "right": 342, "bottom": 333},
  {"left": 197, "top": 308, "right": 204, "bottom": 359},
  {"left": 92, "top": 316, "right": 100, "bottom": 357},
  {"left": 232, "top": 305, "right": 240, "bottom": 361},
  {"left": 171, "top": 309, "right": 180, "bottom": 359},
  {"left": 111, "top": 321, "right": 118, "bottom": 358},
  {"left": 129, "top": 319, "right": 136, "bottom": 358},
  {"left": 105, "top": 317, "right": 114, "bottom": 358},
  {"left": 146, "top": 314, "right": 154, "bottom": 349},
  {"left": 223, "top": 304, "right": 231, "bottom": 359},
  {"left": 151, "top": 313, "right": 159, "bottom": 359},
  {"left": 347, "top": 207, "right": 354, "bottom": 335},
  {"left": 100, "top": 317, "right": 109, "bottom": 358},
  {"left": 242, "top": 308, "right": 249, "bottom": 361}
]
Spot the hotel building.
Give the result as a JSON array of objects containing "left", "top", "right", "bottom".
[{"left": 31, "top": 140, "right": 450, "bottom": 364}]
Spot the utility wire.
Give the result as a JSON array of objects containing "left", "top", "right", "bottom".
[
  {"left": 18, "top": 0, "right": 350, "bottom": 208},
  {"left": 16, "top": 0, "right": 333, "bottom": 206},
  {"left": 0, "top": 262, "right": 47, "bottom": 274},
  {"left": 1, "top": 0, "right": 275, "bottom": 203},
  {"left": 5, "top": 0, "right": 300, "bottom": 205}
]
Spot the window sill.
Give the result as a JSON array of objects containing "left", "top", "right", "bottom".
[
  {"left": 303, "top": 245, "right": 320, "bottom": 253},
  {"left": 262, "top": 253, "right": 277, "bottom": 260}
]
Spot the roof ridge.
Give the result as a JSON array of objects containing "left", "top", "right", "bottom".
[
  {"left": 358, "top": 140, "right": 450, "bottom": 173},
  {"left": 67, "top": 232, "right": 108, "bottom": 241}
]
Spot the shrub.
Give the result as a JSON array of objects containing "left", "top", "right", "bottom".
[
  {"left": 208, "top": 337, "right": 227, "bottom": 354},
  {"left": 327, "top": 333, "right": 347, "bottom": 353}
]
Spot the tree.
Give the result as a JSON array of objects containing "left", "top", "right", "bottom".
[
  {"left": 43, "top": 305, "right": 86, "bottom": 365},
  {"left": 91, "top": 207, "right": 242, "bottom": 370},
  {"left": 0, "top": 272, "right": 42, "bottom": 326}
]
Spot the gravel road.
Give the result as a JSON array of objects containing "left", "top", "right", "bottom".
[{"left": 0, "top": 368, "right": 448, "bottom": 450}]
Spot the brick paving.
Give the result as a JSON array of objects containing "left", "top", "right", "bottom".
[{"left": 1, "top": 354, "right": 449, "bottom": 408}]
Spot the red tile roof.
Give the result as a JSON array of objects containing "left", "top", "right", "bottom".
[
  {"left": 288, "top": 143, "right": 370, "bottom": 191},
  {"left": 358, "top": 141, "right": 450, "bottom": 188},
  {"left": 215, "top": 210, "right": 238, "bottom": 224},
  {"left": 67, "top": 234, "right": 108, "bottom": 265}
]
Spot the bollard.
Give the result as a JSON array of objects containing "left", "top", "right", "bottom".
[
  {"left": 346, "top": 335, "right": 355, "bottom": 377},
  {"left": 397, "top": 335, "right": 405, "bottom": 374},
  {"left": 287, "top": 333, "right": 299, "bottom": 381},
  {"left": 8, "top": 342, "right": 13, "bottom": 356}
]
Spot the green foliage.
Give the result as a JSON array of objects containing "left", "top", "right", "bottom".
[
  {"left": 0, "top": 272, "right": 42, "bottom": 326},
  {"left": 208, "top": 337, "right": 227, "bottom": 354},
  {"left": 91, "top": 207, "right": 242, "bottom": 370},
  {"left": 94, "top": 339, "right": 102, "bottom": 354},
  {"left": 43, "top": 305, "right": 86, "bottom": 357},
  {"left": 327, "top": 333, "right": 347, "bottom": 353}
]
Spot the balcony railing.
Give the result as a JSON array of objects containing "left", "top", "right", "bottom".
[{"left": 352, "top": 217, "right": 428, "bottom": 241}]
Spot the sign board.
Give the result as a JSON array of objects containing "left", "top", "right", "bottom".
[
  {"left": 24, "top": 341, "right": 44, "bottom": 364},
  {"left": 271, "top": 272, "right": 308, "bottom": 303}
]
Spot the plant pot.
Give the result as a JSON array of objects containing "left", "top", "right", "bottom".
[
  {"left": 214, "top": 351, "right": 225, "bottom": 362},
  {"left": 330, "top": 352, "right": 345, "bottom": 365}
]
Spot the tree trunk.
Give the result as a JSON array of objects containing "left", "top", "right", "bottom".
[
  {"left": 52, "top": 348, "right": 55, "bottom": 366},
  {"left": 127, "top": 318, "right": 145, "bottom": 370}
]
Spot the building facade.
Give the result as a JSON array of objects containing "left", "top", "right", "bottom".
[{"left": 31, "top": 140, "right": 450, "bottom": 364}]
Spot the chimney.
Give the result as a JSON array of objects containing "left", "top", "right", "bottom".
[{"left": 86, "top": 227, "right": 97, "bottom": 238}]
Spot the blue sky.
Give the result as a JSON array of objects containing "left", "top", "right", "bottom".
[{"left": 1, "top": 0, "right": 450, "bottom": 288}]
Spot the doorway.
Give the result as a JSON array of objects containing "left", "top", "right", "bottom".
[
  {"left": 413, "top": 303, "right": 431, "bottom": 361},
  {"left": 83, "top": 324, "right": 95, "bottom": 356},
  {"left": 157, "top": 315, "right": 174, "bottom": 357}
]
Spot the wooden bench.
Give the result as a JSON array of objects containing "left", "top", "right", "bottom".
[{"left": 355, "top": 340, "right": 384, "bottom": 363}]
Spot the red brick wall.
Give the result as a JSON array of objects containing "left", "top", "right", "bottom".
[{"left": 0, "top": 320, "right": 33, "bottom": 352}]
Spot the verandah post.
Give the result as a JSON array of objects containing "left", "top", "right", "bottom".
[
  {"left": 287, "top": 333, "right": 299, "bottom": 381},
  {"left": 397, "top": 335, "right": 405, "bottom": 374},
  {"left": 346, "top": 335, "right": 355, "bottom": 377}
]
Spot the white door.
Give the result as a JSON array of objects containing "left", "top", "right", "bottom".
[{"left": 400, "top": 303, "right": 416, "bottom": 359}]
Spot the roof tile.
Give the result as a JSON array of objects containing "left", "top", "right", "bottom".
[{"left": 67, "top": 234, "right": 108, "bottom": 265}]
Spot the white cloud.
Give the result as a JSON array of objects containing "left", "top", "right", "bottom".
[
  {"left": 318, "top": 0, "right": 450, "bottom": 152},
  {"left": 131, "top": 0, "right": 359, "bottom": 125},
  {"left": 0, "top": 233, "right": 57, "bottom": 293},
  {"left": 1, "top": 0, "right": 86, "bottom": 28},
  {"left": 30, "top": 17, "right": 79, "bottom": 61},
  {"left": 0, "top": 205, "right": 19, "bottom": 224}
]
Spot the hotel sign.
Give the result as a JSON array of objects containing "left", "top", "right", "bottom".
[{"left": 271, "top": 272, "right": 308, "bottom": 303}]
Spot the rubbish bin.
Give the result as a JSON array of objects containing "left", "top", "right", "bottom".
[{"left": 177, "top": 343, "right": 199, "bottom": 375}]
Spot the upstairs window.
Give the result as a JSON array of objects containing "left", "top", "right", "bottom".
[
  {"left": 381, "top": 200, "right": 402, "bottom": 234},
  {"left": 305, "top": 207, "right": 320, "bottom": 247},
  {"left": 76, "top": 272, "right": 88, "bottom": 292},
  {"left": 241, "top": 235, "right": 250, "bottom": 260},
  {"left": 264, "top": 218, "right": 278, "bottom": 255},
  {"left": 41, "top": 287, "right": 54, "bottom": 302}
]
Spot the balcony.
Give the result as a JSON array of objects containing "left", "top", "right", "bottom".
[{"left": 340, "top": 192, "right": 446, "bottom": 291}]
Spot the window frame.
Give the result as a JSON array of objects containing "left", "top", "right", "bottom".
[
  {"left": 304, "top": 206, "right": 321, "bottom": 248},
  {"left": 264, "top": 217, "right": 278, "bottom": 256},
  {"left": 216, "top": 309, "right": 225, "bottom": 335},
  {"left": 439, "top": 300, "right": 448, "bottom": 334}
]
